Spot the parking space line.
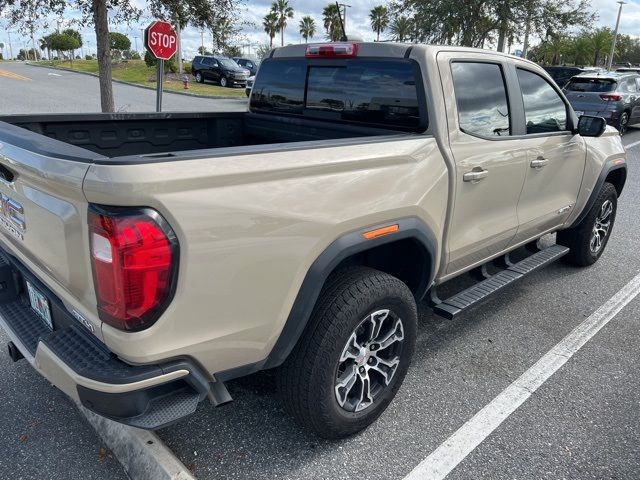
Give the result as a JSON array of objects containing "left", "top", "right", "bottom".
[
  {"left": 404, "top": 272, "right": 640, "bottom": 480},
  {"left": 625, "top": 140, "right": 640, "bottom": 150}
]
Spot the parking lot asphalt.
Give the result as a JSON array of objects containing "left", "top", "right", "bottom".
[
  {"left": 0, "top": 62, "right": 247, "bottom": 113},
  {"left": 0, "top": 68, "right": 638, "bottom": 479}
]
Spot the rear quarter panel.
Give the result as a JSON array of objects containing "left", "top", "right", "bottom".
[{"left": 83, "top": 137, "right": 448, "bottom": 374}]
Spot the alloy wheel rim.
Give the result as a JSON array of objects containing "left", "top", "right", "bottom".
[
  {"left": 221, "top": 77, "right": 227, "bottom": 87},
  {"left": 334, "top": 309, "right": 405, "bottom": 413},
  {"left": 590, "top": 199, "right": 613, "bottom": 254},
  {"left": 196, "top": 73, "right": 202, "bottom": 82}
]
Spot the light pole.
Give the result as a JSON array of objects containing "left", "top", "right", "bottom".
[
  {"left": 607, "top": 1, "right": 626, "bottom": 71},
  {"left": 338, "top": 3, "right": 352, "bottom": 32}
]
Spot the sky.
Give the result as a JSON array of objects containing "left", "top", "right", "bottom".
[{"left": 1, "top": 0, "right": 640, "bottom": 60}]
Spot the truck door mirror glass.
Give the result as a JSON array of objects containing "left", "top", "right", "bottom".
[{"left": 577, "top": 115, "right": 606, "bottom": 137}]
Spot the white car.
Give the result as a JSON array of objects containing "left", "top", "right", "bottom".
[{"left": 245, "top": 76, "right": 254, "bottom": 97}]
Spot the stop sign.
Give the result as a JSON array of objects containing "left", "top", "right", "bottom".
[{"left": 145, "top": 21, "right": 177, "bottom": 60}]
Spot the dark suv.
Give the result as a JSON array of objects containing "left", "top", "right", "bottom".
[
  {"left": 191, "top": 55, "right": 250, "bottom": 88},
  {"left": 233, "top": 57, "right": 260, "bottom": 76},
  {"left": 543, "top": 66, "right": 598, "bottom": 88}
]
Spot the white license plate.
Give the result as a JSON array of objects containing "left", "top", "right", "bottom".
[
  {"left": 26, "top": 281, "right": 53, "bottom": 330},
  {"left": 574, "top": 111, "right": 584, "bottom": 116}
]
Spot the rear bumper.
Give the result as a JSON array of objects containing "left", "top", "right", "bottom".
[{"left": 0, "top": 249, "right": 216, "bottom": 429}]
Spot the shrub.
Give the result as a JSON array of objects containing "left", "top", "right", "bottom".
[{"left": 85, "top": 55, "right": 92, "bottom": 60}]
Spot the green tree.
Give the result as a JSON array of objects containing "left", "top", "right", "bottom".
[
  {"left": 62, "top": 28, "right": 82, "bottom": 59},
  {"left": 370, "top": 5, "right": 389, "bottom": 42},
  {"left": 588, "top": 28, "right": 612, "bottom": 67},
  {"left": 263, "top": 11, "right": 279, "bottom": 48},
  {"left": 109, "top": 32, "right": 131, "bottom": 60},
  {"left": 322, "top": 3, "right": 343, "bottom": 42},
  {"left": 270, "top": 0, "right": 294, "bottom": 47},
  {"left": 389, "top": 16, "right": 412, "bottom": 42},
  {"left": 299, "top": 16, "right": 316, "bottom": 43},
  {"left": 17, "top": 47, "right": 41, "bottom": 60},
  {"left": 48, "top": 32, "right": 80, "bottom": 64}
]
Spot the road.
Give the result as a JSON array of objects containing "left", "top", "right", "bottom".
[
  {"left": 0, "top": 62, "right": 247, "bottom": 113},
  {"left": 0, "top": 61, "right": 639, "bottom": 480}
]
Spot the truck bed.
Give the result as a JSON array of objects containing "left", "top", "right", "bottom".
[{"left": 0, "top": 112, "right": 407, "bottom": 163}]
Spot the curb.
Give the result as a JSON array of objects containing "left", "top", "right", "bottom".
[
  {"left": 79, "top": 405, "right": 196, "bottom": 480},
  {"left": 25, "top": 62, "right": 245, "bottom": 100}
]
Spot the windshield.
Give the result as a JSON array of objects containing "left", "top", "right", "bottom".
[
  {"left": 565, "top": 78, "right": 616, "bottom": 92},
  {"left": 219, "top": 58, "right": 240, "bottom": 69}
]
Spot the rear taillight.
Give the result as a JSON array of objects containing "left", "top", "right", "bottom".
[
  {"left": 305, "top": 43, "right": 358, "bottom": 58},
  {"left": 600, "top": 94, "right": 622, "bottom": 101},
  {"left": 88, "top": 205, "right": 179, "bottom": 331}
]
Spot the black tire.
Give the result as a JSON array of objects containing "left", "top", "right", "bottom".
[
  {"left": 557, "top": 182, "right": 617, "bottom": 267},
  {"left": 617, "top": 111, "right": 629, "bottom": 135},
  {"left": 220, "top": 75, "right": 228, "bottom": 87},
  {"left": 195, "top": 71, "right": 204, "bottom": 83},
  {"left": 277, "top": 266, "right": 417, "bottom": 439}
]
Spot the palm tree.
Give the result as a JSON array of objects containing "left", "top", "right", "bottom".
[
  {"left": 369, "top": 5, "right": 389, "bottom": 42},
  {"left": 39, "top": 36, "right": 52, "bottom": 60},
  {"left": 271, "top": 0, "right": 294, "bottom": 47},
  {"left": 588, "top": 28, "right": 612, "bottom": 67},
  {"left": 322, "top": 3, "right": 343, "bottom": 42},
  {"left": 263, "top": 12, "right": 279, "bottom": 48},
  {"left": 299, "top": 16, "right": 316, "bottom": 43},
  {"left": 389, "top": 16, "right": 412, "bottom": 43}
]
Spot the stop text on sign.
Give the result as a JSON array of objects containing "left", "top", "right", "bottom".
[{"left": 145, "top": 20, "right": 178, "bottom": 61}]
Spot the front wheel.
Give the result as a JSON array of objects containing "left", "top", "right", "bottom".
[
  {"left": 195, "top": 71, "right": 203, "bottom": 83},
  {"left": 277, "top": 267, "right": 417, "bottom": 439},
  {"left": 219, "top": 76, "right": 228, "bottom": 87},
  {"left": 557, "top": 182, "right": 617, "bottom": 266}
]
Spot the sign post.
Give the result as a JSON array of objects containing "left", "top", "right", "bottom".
[{"left": 144, "top": 20, "right": 178, "bottom": 113}]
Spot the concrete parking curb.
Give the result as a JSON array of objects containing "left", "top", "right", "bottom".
[
  {"left": 24, "top": 62, "right": 244, "bottom": 100},
  {"left": 79, "top": 405, "right": 196, "bottom": 480}
]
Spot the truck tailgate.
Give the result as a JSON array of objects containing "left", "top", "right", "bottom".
[{"left": 0, "top": 121, "right": 105, "bottom": 336}]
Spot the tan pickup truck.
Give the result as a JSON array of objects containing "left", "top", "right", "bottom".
[{"left": 0, "top": 43, "right": 627, "bottom": 439}]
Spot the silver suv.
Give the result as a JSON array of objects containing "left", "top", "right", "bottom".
[{"left": 564, "top": 72, "right": 640, "bottom": 134}]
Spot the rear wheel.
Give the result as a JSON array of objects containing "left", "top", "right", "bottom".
[
  {"left": 557, "top": 182, "right": 617, "bottom": 266},
  {"left": 277, "top": 267, "right": 417, "bottom": 439},
  {"left": 617, "top": 111, "right": 629, "bottom": 135},
  {"left": 195, "top": 71, "right": 203, "bottom": 83}
]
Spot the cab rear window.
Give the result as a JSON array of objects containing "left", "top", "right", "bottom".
[
  {"left": 565, "top": 78, "right": 616, "bottom": 92},
  {"left": 250, "top": 58, "right": 426, "bottom": 131}
]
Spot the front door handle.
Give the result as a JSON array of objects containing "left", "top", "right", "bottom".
[
  {"left": 463, "top": 169, "right": 489, "bottom": 183},
  {"left": 530, "top": 157, "right": 549, "bottom": 169}
]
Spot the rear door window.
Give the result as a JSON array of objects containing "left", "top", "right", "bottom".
[
  {"left": 250, "top": 58, "right": 425, "bottom": 131},
  {"left": 451, "top": 62, "right": 511, "bottom": 137},
  {"left": 565, "top": 78, "right": 617, "bottom": 92}
]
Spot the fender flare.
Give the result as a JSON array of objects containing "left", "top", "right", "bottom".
[
  {"left": 569, "top": 162, "right": 627, "bottom": 229},
  {"left": 262, "top": 217, "right": 438, "bottom": 370}
]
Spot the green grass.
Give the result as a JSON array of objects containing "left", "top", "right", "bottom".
[{"left": 37, "top": 59, "right": 247, "bottom": 98}]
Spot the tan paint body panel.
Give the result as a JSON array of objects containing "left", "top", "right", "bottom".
[
  {"left": 0, "top": 44, "right": 626, "bottom": 383},
  {"left": 83, "top": 137, "right": 448, "bottom": 372}
]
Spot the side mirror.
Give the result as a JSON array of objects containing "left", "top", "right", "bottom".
[{"left": 577, "top": 115, "right": 607, "bottom": 137}]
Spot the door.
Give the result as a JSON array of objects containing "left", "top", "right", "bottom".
[
  {"left": 200, "top": 57, "right": 213, "bottom": 80},
  {"left": 440, "top": 54, "right": 529, "bottom": 275},
  {"left": 511, "top": 67, "right": 586, "bottom": 244}
]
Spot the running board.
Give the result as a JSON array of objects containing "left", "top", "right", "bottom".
[{"left": 433, "top": 245, "right": 569, "bottom": 320}]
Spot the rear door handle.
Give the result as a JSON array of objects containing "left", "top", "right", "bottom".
[
  {"left": 530, "top": 157, "right": 549, "bottom": 169},
  {"left": 463, "top": 169, "right": 489, "bottom": 183}
]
